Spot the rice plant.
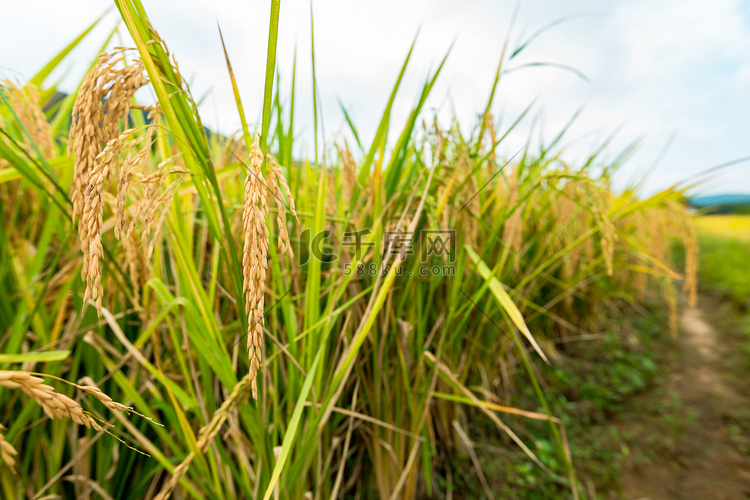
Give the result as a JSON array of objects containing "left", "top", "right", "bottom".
[{"left": 0, "top": 2, "right": 699, "bottom": 498}]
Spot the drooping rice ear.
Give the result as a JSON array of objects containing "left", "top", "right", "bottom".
[
  {"left": 0, "top": 370, "right": 102, "bottom": 429},
  {"left": 503, "top": 166, "right": 523, "bottom": 268},
  {"left": 114, "top": 127, "right": 152, "bottom": 241},
  {"left": 243, "top": 141, "right": 270, "bottom": 400},
  {"left": 677, "top": 203, "right": 699, "bottom": 307},
  {"left": 1, "top": 80, "right": 54, "bottom": 157},
  {"left": 662, "top": 278, "right": 679, "bottom": 337},
  {"left": 82, "top": 134, "right": 127, "bottom": 315},
  {"left": 683, "top": 225, "right": 699, "bottom": 308},
  {"left": 70, "top": 51, "right": 145, "bottom": 224},
  {"left": 339, "top": 141, "right": 359, "bottom": 202},
  {"left": 70, "top": 50, "right": 147, "bottom": 316},
  {"left": 0, "top": 425, "right": 17, "bottom": 474},
  {"left": 266, "top": 154, "right": 297, "bottom": 259}
]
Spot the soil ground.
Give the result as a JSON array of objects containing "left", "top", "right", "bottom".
[{"left": 616, "top": 296, "right": 750, "bottom": 499}]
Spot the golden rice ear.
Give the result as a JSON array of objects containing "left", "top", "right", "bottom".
[
  {"left": 339, "top": 141, "right": 359, "bottom": 202},
  {"left": 143, "top": 163, "right": 187, "bottom": 261},
  {"left": 1, "top": 80, "right": 54, "bottom": 158},
  {"left": 503, "top": 166, "right": 523, "bottom": 268},
  {"left": 662, "top": 278, "right": 679, "bottom": 337},
  {"left": 69, "top": 50, "right": 147, "bottom": 316},
  {"left": 0, "top": 371, "right": 157, "bottom": 466},
  {"left": 0, "top": 425, "right": 17, "bottom": 474},
  {"left": 580, "top": 178, "right": 617, "bottom": 277},
  {"left": 681, "top": 209, "right": 699, "bottom": 308},
  {"left": 70, "top": 51, "right": 144, "bottom": 223},
  {"left": 242, "top": 142, "right": 269, "bottom": 400},
  {"left": 122, "top": 227, "right": 147, "bottom": 316},
  {"left": 82, "top": 135, "right": 125, "bottom": 316},
  {"left": 114, "top": 125, "right": 152, "bottom": 241},
  {"left": 75, "top": 376, "right": 161, "bottom": 425},
  {"left": 0, "top": 371, "right": 101, "bottom": 429},
  {"left": 267, "top": 154, "right": 297, "bottom": 259},
  {"left": 663, "top": 199, "right": 699, "bottom": 308},
  {"left": 114, "top": 152, "right": 135, "bottom": 241}
]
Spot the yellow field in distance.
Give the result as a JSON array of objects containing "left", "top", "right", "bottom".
[{"left": 694, "top": 215, "right": 750, "bottom": 241}]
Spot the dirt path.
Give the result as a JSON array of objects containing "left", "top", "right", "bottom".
[{"left": 618, "top": 305, "right": 750, "bottom": 499}]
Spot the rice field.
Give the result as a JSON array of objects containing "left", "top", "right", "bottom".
[
  {"left": 0, "top": 2, "right": 701, "bottom": 499},
  {"left": 694, "top": 215, "right": 750, "bottom": 305},
  {"left": 694, "top": 215, "right": 750, "bottom": 242}
]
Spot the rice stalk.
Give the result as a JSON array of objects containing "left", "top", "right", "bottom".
[{"left": 153, "top": 374, "right": 252, "bottom": 500}]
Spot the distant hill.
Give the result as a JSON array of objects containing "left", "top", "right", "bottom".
[
  {"left": 690, "top": 194, "right": 750, "bottom": 214},
  {"left": 690, "top": 194, "right": 750, "bottom": 207}
]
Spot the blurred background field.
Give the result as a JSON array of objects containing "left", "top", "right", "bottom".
[
  {"left": 695, "top": 215, "right": 750, "bottom": 304},
  {"left": 695, "top": 215, "right": 750, "bottom": 241}
]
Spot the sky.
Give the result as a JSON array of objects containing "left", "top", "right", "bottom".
[{"left": 1, "top": 0, "right": 749, "bottom": 196}]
